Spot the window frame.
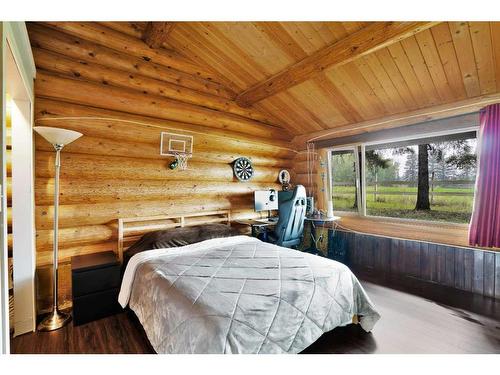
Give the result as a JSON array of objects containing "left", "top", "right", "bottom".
[{"left": 328, "top": 126, "right": 479, "bottom": 226}]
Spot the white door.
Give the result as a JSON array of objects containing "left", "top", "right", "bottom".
[
  {"left": 7, "top": 38, "right": 36, "bottom": 337},
  {"left": 0, "top": 23, "right": 36, "bottom": 351}
]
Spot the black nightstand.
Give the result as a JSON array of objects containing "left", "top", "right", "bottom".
[{"left": 71, "top": 251, "right": 121, "bottom": 326}]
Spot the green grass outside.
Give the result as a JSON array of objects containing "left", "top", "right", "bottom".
[{"left": 332, "top": 184, "right": 474, "bottom": 223}]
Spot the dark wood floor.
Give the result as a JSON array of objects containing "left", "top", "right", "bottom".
[{"left": 11, "top": 272, "right": 500, "bottom": 354}]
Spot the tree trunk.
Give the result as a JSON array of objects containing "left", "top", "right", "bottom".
[
  {"left": 415, "top": 144, "right": 430, "bottom": 210},
  {"left": 430, "top": 171, "right": 435, "bottom": 204},
  {"left": 352, "top": 161, "right": 358, "bottom": 209}
]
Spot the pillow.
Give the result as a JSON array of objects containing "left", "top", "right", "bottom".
[
  {"left": 124, "top": 226, "right": 201, "bottom": 265},
  {"left": 199, "top": 223, "right": 239, "bottom": 241},
  {"left": 123, "top": 224, "right": 238, "bottom": 267}
]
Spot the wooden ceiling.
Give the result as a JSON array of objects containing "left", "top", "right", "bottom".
[{"left": 63, "top": 22, "right": 500, "bottom": 140}]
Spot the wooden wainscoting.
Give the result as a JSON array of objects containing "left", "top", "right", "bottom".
[{"left": 332, "top": 229, "right": 500, "bottom": 300}]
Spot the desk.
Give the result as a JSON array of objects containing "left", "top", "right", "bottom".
[
  {"left": 235, "top": 218, "right": 277, "bottom": 241},
  {"left": 304, "top": 216, "right": 341, "bottom": 255}
]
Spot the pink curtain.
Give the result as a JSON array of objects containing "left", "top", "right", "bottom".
[{"left": 469, "top": 103, "right": 500, "bottom": 247}]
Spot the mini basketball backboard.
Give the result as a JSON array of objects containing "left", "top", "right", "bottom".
[
  {"left": 160, "top": 132, "right": 194, "bottom": 170},
  {"left": 160, "top": 132, "right": 193, "bottom": 156}
]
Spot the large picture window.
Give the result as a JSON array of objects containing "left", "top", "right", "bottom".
[{"left": 329, "top": 130, "right": 478, "bottom": 224}]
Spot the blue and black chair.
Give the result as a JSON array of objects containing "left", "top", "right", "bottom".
[{"left": 267, "top": 185, "right": 307, "bottom": 248}]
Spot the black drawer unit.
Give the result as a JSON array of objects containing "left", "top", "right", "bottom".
[{"left": 71, "top": 251, "right": 122, "bottom": 326}]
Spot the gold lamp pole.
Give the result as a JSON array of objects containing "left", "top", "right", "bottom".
[{"left": 34, "top": 126, "right": 83, "bottom": 331}]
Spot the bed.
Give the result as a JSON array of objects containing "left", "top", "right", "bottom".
[{"left": 117, "top": 211, "right": 380, "bottom": 354}]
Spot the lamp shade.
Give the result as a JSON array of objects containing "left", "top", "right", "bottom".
[{"left": 34, "top": 126, "right": 82, "bottom": 147}]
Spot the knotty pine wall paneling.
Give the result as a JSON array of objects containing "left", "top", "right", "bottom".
[{"left": 28, "top": 23, "right": 297, "bottom": 312}]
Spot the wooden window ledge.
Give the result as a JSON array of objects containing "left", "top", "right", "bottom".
[{"left": 336, "top": 215, "right": 498, "bottom": 252}]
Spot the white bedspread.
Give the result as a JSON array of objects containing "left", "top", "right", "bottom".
[{"left": 119, "top": 235, "right": 380, "bottom": 354}]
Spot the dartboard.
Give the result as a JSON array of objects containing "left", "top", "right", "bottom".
[{"left": 233, "top": 157, "right": 254, "bottom": 182}]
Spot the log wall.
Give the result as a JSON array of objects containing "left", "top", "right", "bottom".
[
  {"left": 6, "top": 100, "right": 13, "bottom": 330},
  {"left": 28, "top": 23, "right": 296, "bottom": 311},
  {"left": 293, "top": 149, "right": 318, "bottom": 201}
]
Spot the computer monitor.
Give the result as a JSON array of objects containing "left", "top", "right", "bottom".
[{"left": 254, "top": 190, "right": 278, "bottom": 212}]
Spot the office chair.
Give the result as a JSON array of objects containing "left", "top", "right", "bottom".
[{"left": 267, "top": 185, "right": 307, "bottom": 248}]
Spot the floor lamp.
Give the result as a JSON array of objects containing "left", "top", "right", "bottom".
[{"left": 34, "top": 126, "right": 83, "bottom": 331}]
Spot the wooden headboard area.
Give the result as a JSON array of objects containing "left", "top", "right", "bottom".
[{"left": 117, "top": 210, "right": 231, "bottom": 262}]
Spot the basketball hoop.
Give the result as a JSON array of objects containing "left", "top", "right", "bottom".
[
  {"left": 161, "top": 132, "right": 194, "bottom": 171},
  {"left": 170, "top": 152, "right": 191, "bottom": 170}
]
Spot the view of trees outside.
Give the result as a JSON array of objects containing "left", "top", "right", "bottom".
[
  {"left": 331, "top": 150, "right": 358, "bottom": 212},
  {"left": 331, "top": 136, "right": 477, "bottom": 223}
]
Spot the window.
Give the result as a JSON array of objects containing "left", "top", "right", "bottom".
[
  {"left": 329, "top": 130, "right": 478, "bottom": 224},
  {"left": 331, "top": 148, "right": 360, "bottom": 212}
]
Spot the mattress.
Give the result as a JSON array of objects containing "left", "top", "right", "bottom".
[{"left": 119, "top": 235, "right": 380, "bottom": 354}]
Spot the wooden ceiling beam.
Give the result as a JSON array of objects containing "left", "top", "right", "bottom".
[
  {"left": 293, "top": 92, "right": 500, "bottom": 147},
  {"left": 235, "top": 22, "right": 440, "bottom": 107},
  {"left": 143, "top": 22, "right": 176, "bottom": 48}
]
